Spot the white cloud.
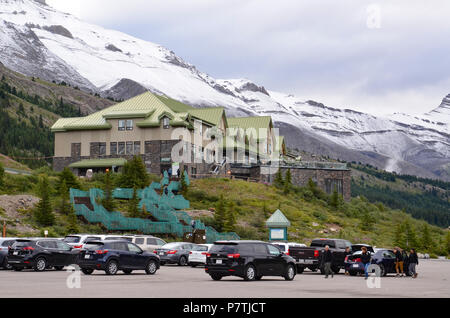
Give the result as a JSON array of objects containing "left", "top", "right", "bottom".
[{"left": 45, "top": 0, "right": 450, "bottom": 115}]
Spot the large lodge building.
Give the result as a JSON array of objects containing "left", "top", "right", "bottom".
[{"left": 51, "top": 92, "right": 351, "bottom": 200}]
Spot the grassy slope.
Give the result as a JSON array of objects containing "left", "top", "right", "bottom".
[{"left": 187, "top": 178, "right": 448, "bottom": 249}]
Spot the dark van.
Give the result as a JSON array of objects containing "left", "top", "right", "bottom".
[{"left": 205, "top": 240, "right": 297, "bottom": 281}]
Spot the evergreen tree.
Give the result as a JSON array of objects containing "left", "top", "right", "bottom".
[
  {"left": 128, "top": 186, "right": 140, "bottom": 218},
  {"left": 0, "top": 162, "right": 4, "bottom": 188},
  {"left": 180, "top": 169, "right": 188, "bottom": 196},
  {"left": 118, "top": 156, "right": 150, "bottom": 188},
  {"left": 283, "top": 169, "right": 292, "bottom": 194},
  {"left": 65, "top": 205, "right": 79, "bottom": 234},
  {"left": 274, "top": 169, "right": 284, "bottom": 189},
  {"left": 35, "top": 175, "right": 55, "bottom": 226},
  {"left": 404, "top": 220, "right": 418, "bottom": 249},
  {"left": 393, "top": 223, "right": 406, "bottom": 248},
  {"left": 445, "top": 231, "right": 450, "bottom": 256},
  {"left": 420, "top": 224, "right": 433, "bottom": 252},
  {"left": 214, "top": 195, "right": 227, "bottom": 232},
  {"left": 102, "top": 170, "right": 115, "bottom": 212},
  {"left": 59, "top": 180, "right": 71, "bottom": 215},
  {"left": 223, "top": 201, "right": 237, "bottom": 232},
  {"left": 57, "top": 167, "right": 80, "bottom": 193},
  {"left": 262, "top": 202, "right": 269, "bottom": 219},
  {"left": 330, "top": 187, "right": 340, "bottom": 209}
]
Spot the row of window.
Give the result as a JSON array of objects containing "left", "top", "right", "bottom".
[
  {"left": 118, "top": 118, "right": 171, "bottom": 131},
  {"left": 110, "top": 141, "right": 140, "bottom": 155}
]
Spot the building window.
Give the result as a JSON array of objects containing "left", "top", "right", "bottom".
[
  {"left": 163, "top": 117, "right": 170, "bottom": 129},
  {"left": 99, "top": 143, "right": 106, "bottom": 156},
  {"left": 118, "top": 142, "right": 125, "bottom": 155},
  {"left": 118, "top": 120, "right": 126, "bottom": 131},
  {"left": 71, "top": 143, "right": 81, "bottom": 157},
  {"left": 110, "top": 142, "right": 117, "bottom": 155},
  {"left": 126, "top": 120, "right": 133, "bottom": 131},
  {"left": 134, "top": 141, "right": 141, "bottom": 155},
  {"left": 126, "top": 142, "right": 133, "bottom": 155}
]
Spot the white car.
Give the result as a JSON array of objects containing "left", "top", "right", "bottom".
[
  {"left": 188, "top": 244, "right": 213, "bottom": 267},
  {"left": 63, "top": 234, "right": 107, "bottom": 249},
  {"left": 271, "top": 242, "right": 306, "bottom": 255}
]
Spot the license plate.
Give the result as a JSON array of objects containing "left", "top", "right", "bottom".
[
  {"left": 13, "top": 251, "right": 18, "bottom": 255},
  {"left": 215, "top": 259, "right": 222, "bottom": 264},
  {"left": 159, "top": 252, "right": 164, "bottom": 256},
  {"left": 84, "top": 255, "right": 90, "bottom": 259},
  {"left": 353, "top": 264, "right": 359, "bottom": 268}
]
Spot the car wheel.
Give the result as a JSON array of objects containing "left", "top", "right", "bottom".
[
  {"left": 145, "top": 260, "right": 158, "bottom": 275},
  {"left": 34, "top": 257, "right": 47, "bottom": 272},
  {"left": 54, "top": 266, "right": 64, "bottom": 271},
  {"left": 81, "top": 268, "right": 94, "bottom": 275},
  {"left": 296, "top": 266, "right": 304, "bottom": 274},
  {"left": 284, "top": 264, "right": 296, "bottom": 281},
  {"left": 2, "top": 257, "right": 12, "bottom": 270},
  {"left": 210, "top": 273, "right": 223, "bottom": 281},
  {"left": 13, "top": 266, "right": 23, "bottom": 272},
  {"left": 105, "top": 260, "right": 119, "bottom": 275},
  {"left": 243, "top": 264, "right": 256, "bottom": 281},
  {"left": 178, "top": 256, "right": 187, "bottom": 266},
  {"left": 123, "top": 269, "right": 133, "bottom": 275}
]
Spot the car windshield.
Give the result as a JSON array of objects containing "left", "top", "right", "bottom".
[
  {"left": 64, "top": 236, "right": 81, "bottom": 243},
  {"left": 1, "top": 240, "right": 16, "bottom": 247},
  {"left": 84, "top": 243, "right": 104, "bottom": 250},
  {"left": 209, "top": 244, "right": 237, "bottom": 254},
  {"left": 273, "top": 244, "right": 285, "bottom": 251},
  {"left": 12, "top": 240, "right": 33, "bottom": 248},
  {"left": 192, "top": 245, "right": 208, "bottom": 251},
  {"left": 311, "top": 240, "right": 335, "bottom": 248}
]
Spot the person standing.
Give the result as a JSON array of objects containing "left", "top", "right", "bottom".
[
  {"left": 322, "top": 245, "right": 334, "bottom": 279},
  {"left": 360, "top": 246, "right": 371, "bottom": 280},
  {"left": 408, "top": 249, "right": 419, "bottom": 279},
  {"left": 168, "top": 167, "right": 172, "bottom": 178},
  {"left": 394, "top": 247, "right": 404, "bottom": 277},
  {"left": 344, "top": 246, "right": 352, "bottom": 276}
]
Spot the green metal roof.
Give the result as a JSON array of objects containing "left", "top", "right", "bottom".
[
  {"left": 188, "top": 107, "right": 226, "bottom": 127},
  {"left": 156, "top": 95, "right": 193, "bottom": 113},
  {"left": 69, "top": 158, "right": 127, "bottom": 169},
  {"left": 227, "top": 116, "right": 272, "bottom": 130},
  {"left": 266, "top": 209, "right": 291, "bottom": 227}
]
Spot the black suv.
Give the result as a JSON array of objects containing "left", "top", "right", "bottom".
[
  {"left": 205, "top": 240, "right": 297, "bottom": 281},
  {"left": 8, "top": 239, "right": 79, "bottom": 271},
  {"left": 78, "top": 240, "right": 160, "bottom": 275}
]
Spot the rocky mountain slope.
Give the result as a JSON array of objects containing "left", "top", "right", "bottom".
[{"left": 0, "top": 0, "right": 448, "bottom": 180}]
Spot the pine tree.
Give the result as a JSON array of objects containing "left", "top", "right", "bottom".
[
  {"left": 274, "top": 169, "right": 284, "bottom": 189},
  {"left": 128, "top": 186, "right": 140, "bottom": 218},
  {"left": 404, "top": 220, "right": 418, "bottom": 249},
  {"left": 35, "top": 175, "right": 55, "bottom": 226},
  {"left": 119, "top": 156, "right": 150, "bottom": 188},
  {"left": 65, "top": 205, "right": 79, "bottom": 234},
  {"left": 57, "top": 167, "right": 80, "bottom": 193},
  {"left": 59, "top": 180, "right": 71, "bottom": 215},
  {"left": 262, "top": 202, "right": 269, "bottom": 219},
  {"left": 0, "top": 162, "right": 4, "bottom": 188},
  {"left": 223, "top": 201, "right": 237, "bottom": 232},
  {"left": 283, "top": 169, "right": 292, "bottom": 194},
  {"left": 330, "top": 187, "right": 340, "bottom": 209},
  {"left": 214, "top": 195, "right": 227, "bottom": 232},
  {"left": 102, "top": 170, "right": 115, "bottom": 212},
  {"left": 393, "top": 223, "right": 406, "bottom": 248},
  {"left": 180, "top": 169, "right": 188, "bottom": 196},
  {"left": 420, "top": 224, "right": 433, "bottom": 252}
]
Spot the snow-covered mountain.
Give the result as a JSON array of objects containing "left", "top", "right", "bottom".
[{"left": 1, "top": 0, "right": 449, "bottom": 180}]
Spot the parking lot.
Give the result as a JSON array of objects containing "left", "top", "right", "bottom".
[{"left": 0, "top": 259, "right": 449, "bottom": 298}]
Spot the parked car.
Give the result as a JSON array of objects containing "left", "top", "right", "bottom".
[
  {"left": 154, "top": 242, "right": 197, "bottom": 266},
  {"left": 123, "top": 235, "right": 167, "bottom": 253},
  {"left": 8, "top": 238, "right": 80, "bottom": 272},
  {"left": 351, "top": 244, "right": 374, "bottom": 253},
  {"left": 0, "top": 238, "right": 18, "bottom": 270},
  {"left": 78, "top": 240, "right": 160, "bottom": 275},
  {"left": 345, "top": 249, "right": 411, "bottom": 277},
  {"left": 270, "top": 242, "right": 307, "bottom": 256},
  {"left": 205, "top": 240, "right": 297, "bottom": 281},
  {"left": 188, "top": 244, "right": 213, "bottom": 267},
  {"left": 289, "top": 238, "right": 353, "bottom": 274},
  {"left": 63, "top": 234, "right": 107, "bottom": 249}
]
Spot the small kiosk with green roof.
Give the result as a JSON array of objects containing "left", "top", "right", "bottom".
[{"left": 266, "top": 209, "right": 291, "bottom": 242}]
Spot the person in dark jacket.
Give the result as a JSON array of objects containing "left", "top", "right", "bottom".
[
  {"left": 408, "top": 249, "right": 419, "bottom": 278},
  {"left": 322, "top": 245, "right": 334, "bottom": 278},
  {"left": 360, "top": 246, "right": 371, "bottom": 280},
  {"left": 344, "top": 246, "right": 352, "bottom": 276},
  {"left": 394, "top": 247, "right": 405, "bottom": 277}
]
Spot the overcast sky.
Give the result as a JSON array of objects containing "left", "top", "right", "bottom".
[{"left": 46, "top": 0, "right": 450, "bottom": 115}]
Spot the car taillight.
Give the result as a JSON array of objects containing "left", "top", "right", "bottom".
[
  {"left": 95, "top": 250, "right": 108, "bottom": 254},
  {"left": 167, "top": 250, "right": 177, "bottom": 255},
  {"left": 314, "top": 250, "right": 320, "bottom": 258},
  {"left": 74, "top": 245, "right": 83, "bottom": 249},
  {"left": 227, "top": 253, "right": 240, "bottom": 259},
  {"left": 153, "top": 250, "right": 158, "bottom": 254},
  {"left": 286, "top": 249, "right": 290, "bottom": 256},
  {"left": 355, "top": 258, "right": 362, "bottom": 263},
  {"left": 205, "top": 253, "right": 211, "bottom": 257},
  {"left": 22, "top": 246, "right": 34, "bottom": 251},
  {"left": 201, "top": 252, "right": 208, "bottom": 255},
  {"left": 345, "top": 256, "right": 349, "bottom": 262},
  {"left": 189, "top": 252, "right": 192, "bottom": 254}
]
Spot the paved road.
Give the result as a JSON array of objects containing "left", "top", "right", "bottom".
[{"left": 0, "top": 259, "right": 449, "bottom": 298}]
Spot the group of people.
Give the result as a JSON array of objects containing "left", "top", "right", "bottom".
[{"left": 321, "top": 245, "right": 419, "bottom": 279}]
